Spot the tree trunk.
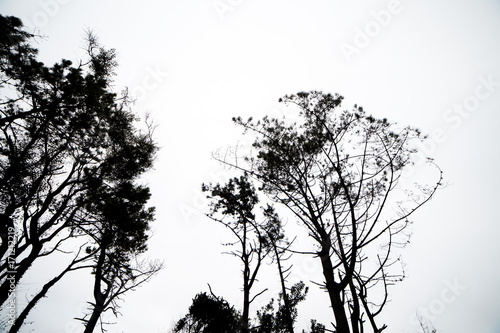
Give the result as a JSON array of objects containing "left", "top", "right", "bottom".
[
  {"left": 240, "top": 217, "right": 250, "bottom": 333},
  {"left": 274, "top": 244, "right": 294, "bottom": 333},
  {"left": 241, "top": 263, "right": 250, "bottom": 333},
  {"left": 241, "top": 290, "right": 249, "bottom": 333},
  {"left": 319, "top": 251, "right": 351, "bottom": 333},
  {"left": 348, "top": 280, "right": 360, "bottom": 333},
  {"left": 84, "top": 245, "right": 108, "bottom": 333},
  {"left": 0, "top": 214, "right": 14, "bottom": 261},
  {"left": 83, "top": 305, "right": 104, "bottom": 333}
]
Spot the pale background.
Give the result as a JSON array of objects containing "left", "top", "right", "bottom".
[{"left": 0, "top": 1, "right": 499, "bottom": 332}]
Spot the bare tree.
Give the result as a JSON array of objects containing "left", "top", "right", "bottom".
[{"left": 214, "top": 91, "right": 442, "bottom": 333}]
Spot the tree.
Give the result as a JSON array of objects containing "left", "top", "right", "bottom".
[
  {"left": 202, "top": 176, "right": 312, "bottom": 333},
  {"left": 215, "top": 91, "right": 442, "bottom": 333},
  {"left": 172, "top": 292, "right": 241, "bottom": 333},
  {"left": 77, "top": 180, "right": 162, "bottom": 333},
  {"left": 303, "top": 320, "right": 327, "bottom": 333},
  {"left": 0, "top": 15, "right": 160, "bottom": 331},
  {"left": 202, "top": 175, "right": 270, "bottom": 333},
  {"left": 260, "top": 204, "right": 300, "bottom": 333},
  {"left": 254, "top": 281, "right": 308, "bottom": 333}
]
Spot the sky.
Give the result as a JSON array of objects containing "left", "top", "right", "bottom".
[{"left": 1, "top": 0, "right": 500, "bottom": 332}]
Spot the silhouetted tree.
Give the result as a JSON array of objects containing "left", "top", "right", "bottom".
[
  {"left": 254, "top": 281, "right": 308, "bottom": 333},
  {"left": 260, "top": 205, "right": 299, "bottom": 333},
  {"left": 214, "top": 91, "right": 442, "bottom": 333},
  {"left": 202, "top": 175, "right": 271, "bottom": 333},
  {"left": 0, "top": 15, "right": 159, "bottom": 331},
  {"left": 173, "top": 292, "right": 241, "bottom": 333},
  {"left": 303, "top": 320, "right": 327, "bottom": 333},
  {"left": 78, "top": 180, "right": 162, "bottom": 333}
]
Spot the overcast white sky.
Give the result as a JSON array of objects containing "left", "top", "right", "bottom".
[{"left": 1, "top": 1, "right": 500, "bottom": 332}]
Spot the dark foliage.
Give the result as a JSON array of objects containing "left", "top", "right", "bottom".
[
  {"left": 254, "top": 281, "right": 308, "bottom": 333},
  {"left": 173, "top": 292, "right": 241, "bottom": 333},
  {"left": 0, "top": 15, "right": 160, "bottom": 332}
]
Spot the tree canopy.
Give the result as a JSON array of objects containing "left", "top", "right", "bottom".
[
  {"left": 0, "top": 14, "right": 160, "bottom": 332},
  {"left": 173, "top": 292, "right": 241, "bottom": 333}
]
